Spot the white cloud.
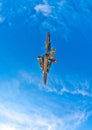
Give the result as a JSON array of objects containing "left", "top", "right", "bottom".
[
  {"left": 57, "top": 83, "right": 91, "bottom": 97},
  {"left": 34, "top": 2, "right": 53, "bottom": 16},
  {"left": 0, "top": 103, "right": 88, "bottom": 130},
  {"left": 0, "top": 124, "right": 18, "bottom": 130},
  {"left": 33, "top": 0, "right": 71, "bottom": 39},
  {"left": 18, "top": 71, "right": 92, "bottom": 97},
  {"left": 71, "top": 89, "right": 91, "bottom": 96},
  {"left": 44, "top": 75, "right": 92, "bottom": 97},
  {"left": 0, "top": 71, "right": 91, "bottom": 130}
]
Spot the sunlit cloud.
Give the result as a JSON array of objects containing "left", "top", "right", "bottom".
[
  {"left": 0, "top": 124, "right": 18, "bottom": 130},
  {"left": 19, "top": 71, "right": 92, "bottom": 97},
  {"left": 0, "top": 71, "right": 92, "bottom": 130},
  {"left": 34, "top": 2, "right": 53, "bottom": 16},
  {"left": 0, "top": 103, "right": 88, "bottom": 130}
]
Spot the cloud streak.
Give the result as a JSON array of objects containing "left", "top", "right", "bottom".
[
  {"left": 0, "top": 102, "right": 89, "bottom": 130},
  {"left": 18, "top": 71, "right": 92, "bottom": 97},
  {"left": 45, "top": 75, "right": 92, "bottom": 97},
  {"left": 0, "top": 71, "right": 92, "bottom": 130},
  {"left": 1, "top": 0, "right": 91, "bottom": 42}
]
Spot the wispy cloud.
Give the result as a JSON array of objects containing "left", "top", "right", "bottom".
[
  {"left": 34, "top": 2, "right": 53, "bottom": 16},
  {"left": 0, "top": 124, "right": 18, "bottom": 130},
  {"left": 19, "top": 71, "right": 92, "bottom": 97},
  {"left": 0, "top": 71, "right": 92, "bottom": 130},
  {"left": 33, "top": 0, "right": 71, "bottom": 40},
  {"left": 0, "top": 102, "right": 89, "bottom": 130},
  {"left": 45, "top": 75, "right": 92, "bottom": 97},
  {"left": 0, "top": 0, "right": 91, "bottom": 38}
]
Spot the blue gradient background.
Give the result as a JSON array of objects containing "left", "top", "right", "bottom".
[{"left": 0, "top": 0, "right": 92, "bottom": 130}]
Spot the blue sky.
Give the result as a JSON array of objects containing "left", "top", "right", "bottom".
[{"left": 0, "top": 0, "right": 92, "bottom": 130}]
